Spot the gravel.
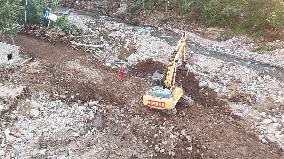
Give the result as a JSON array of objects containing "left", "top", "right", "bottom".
[
  {"left": 183, "top": 31, "right": 284, "bottom": 68},
  {"left": 0, "top": 80, "right": 152, "bottom": 158}
]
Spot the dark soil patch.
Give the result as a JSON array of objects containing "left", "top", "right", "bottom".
[
  {"left": 43, "top": 63, "right": 126, "bottom": 105},
  {"left": 13, "top": 35, "right": 86, "bottom": 64},
  {"left": 176, "top": 70, "right": 230, "bottom": 116},
  {"left": 59, "top": 80, "right": 125, "bottom": 105},
  {"left": 130, "top": 59, "right": 166, "bottom": 77}
]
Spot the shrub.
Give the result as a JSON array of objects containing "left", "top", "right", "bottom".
[
  {"left": 127, "top": 0, "right": 284, "bottom": 38},
  {"left": 52, "top": 15, "right": 82, "bottom": 34},
  {"left": 127, "top": 0, "right": 143, "bottom": 13}
]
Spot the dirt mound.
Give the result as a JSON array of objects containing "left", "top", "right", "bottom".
[
  {"left": 130, "top": 59, "right": 166, "bottom": 77},
  {"left": 176, "top": 70, "right": 230, "bottom": 116}
]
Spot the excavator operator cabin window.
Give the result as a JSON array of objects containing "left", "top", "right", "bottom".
[{"left": 151, "top": 78, "right": 162, "bottom": 87}]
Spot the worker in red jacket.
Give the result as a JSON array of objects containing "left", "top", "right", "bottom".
[{"left": 119, "top": 65, "right": 125, "bottom": 81}]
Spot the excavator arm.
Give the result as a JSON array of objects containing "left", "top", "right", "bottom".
[{"left": 164, "top": 32, "right": 188, "bottom": 89}]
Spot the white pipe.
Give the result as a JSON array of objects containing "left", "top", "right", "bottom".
[{"left": 24, "top": 0, "right": 27, "bottom": 24}]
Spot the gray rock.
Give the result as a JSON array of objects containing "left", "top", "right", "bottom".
[
  {"left": 88, "top": 101, "right": 99, "bottom": 107},
  {"left": 5, "top": 129, "right": 17, "bottom": 143},
  {"left": 30, "top": 109, "right": 40, "bottom": 117},
  {"left": 0, "top": 104, "right": 4, "bottom": 112},
  {"left": 94, "top": 115, "right": 103, "bottom": 129}
]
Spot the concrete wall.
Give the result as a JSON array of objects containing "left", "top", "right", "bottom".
[{"left": 0, "top": 42, "right": 21, "bottom": 65}]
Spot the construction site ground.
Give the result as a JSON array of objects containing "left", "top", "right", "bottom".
[{"left": 1, "top": 6, "right": 284, "bottom": 159}]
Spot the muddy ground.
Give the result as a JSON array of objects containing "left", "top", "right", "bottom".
[{"left": 0, "top": 32, "right": 283, "bottom": 158}]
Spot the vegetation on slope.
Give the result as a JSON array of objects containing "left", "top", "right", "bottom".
[
  {"left": 0, "top": 0, "right": 79, "bottom": 36},
  {"left": 127, "top": 0, "right": 284, "bottom": 39}
]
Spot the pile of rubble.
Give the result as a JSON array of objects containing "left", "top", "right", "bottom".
[
  {"left": 68, "top": 12, "right": 174, "bottom": 68},
  {"left": 0, "top": 84, "right": 152, "bottom": 158},
  {"left": 22, "top": 25, "right": 79, "bottom": 44},
  {"left": 255, "top": 110, "right": 284, "bottom": 148}
]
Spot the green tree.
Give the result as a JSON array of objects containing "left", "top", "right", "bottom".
[
  {"left": 19, "top": 0, "right": 46, "bottom": 25},
  {"left": 0, "top": 0, "right": 21, "bottom": 35}
]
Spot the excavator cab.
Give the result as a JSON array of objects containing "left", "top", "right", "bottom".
[
  {"left": 148, "top": 71, "right": 171, "bottom": 99},
  {"left": 151, "top": 71, "right": 163, "bottom": 87}
]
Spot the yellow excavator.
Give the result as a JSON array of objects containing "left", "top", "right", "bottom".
[{"left": 143, "top": 32, "right": 188, "bottom": 112}]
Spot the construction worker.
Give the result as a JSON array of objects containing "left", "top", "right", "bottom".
[{"left": 119, "top": 65, "right": 125, "bottom": 81}]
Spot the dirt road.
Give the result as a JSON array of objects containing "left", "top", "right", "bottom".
[{"left": 0, "top": 33, "right": 282, "bottom": 158}]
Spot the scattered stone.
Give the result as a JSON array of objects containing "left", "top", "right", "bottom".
[
  {"left": 59, "top": 95, "right": 67, "bottom": 99},
  {"left": 4, "top": 129, "right": 17, "bottom": 143},
  {"left": 30, "top": 109, "right": 40, "bottom": 117},
  {"left": 0, "top": 149, "right": 5, "bottom": 156},
  {"left": 39, "top": 149, "right": 47, "bottom": 155},
  {"left": 261, "top": 118, "right": 272, "bottom": 125},
  {"left": 154, "top": 145, "right": 160, "bottom": 152},
  {"left": 260, "top": 112, "right": 266, "bottom": 117},
  {"left": 187, "top": 146, "right": 193, "bottom": 151},
  {"left": 73, "top": 132, "right": 80, "bottom": 137},
  {"left": 88, "top": 101, "right": 99, "bottom": 107},
  {"left": 0, "top": 104, "right": 4, "bottom": 112}
]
